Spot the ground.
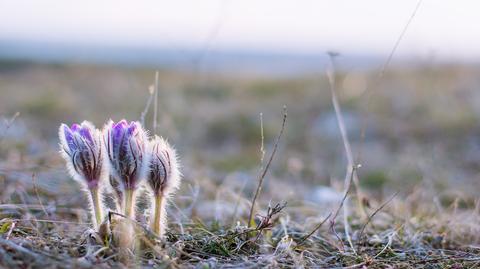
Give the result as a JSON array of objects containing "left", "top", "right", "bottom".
[{"left": 1, "top": 61, "right": 480, "bottom": 268}]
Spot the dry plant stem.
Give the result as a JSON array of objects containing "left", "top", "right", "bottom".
[
  {"left": 259, "top": 113, "right": 265, "bottom": 163},
  {"left": 124, "top": 189, "right": 135, "bottom": 219},
  {"left": 327, "top": 54, "right": 367, "bottom": 221},
  {"left": 329, "top": 165, "right": 356, "bottom": 253},
  {"left": 32, "top": 173, "right": 48, "bottom": 217},
  {"left": 89, "top": 187, "right": 103, "bottom": 229},
  {"left": 297, "top": 212, "right": 332, "bottom": 245},
  {"left": 11, "top": 219, "right": 91, "bottom": 225},
  {"left": 248, "top": 106, "right": 287, "bottom": 228},
  {"left": 0, "top": 112, "right": 20, "bottom": 145},
  {"left": 152, "top": 71, "right": 159, "bottom": 133},
  {"left": 358, "top": 191, "right": 399, "bottom": 240},
  {"left": 140, "top": 86, "right": 155, "bottom": 127},
  {"left": 151, "top": 194, "right": 164, "bottom": 235},
  {"left": 358, "top": 0, "right": 423, "bottom": 161}
]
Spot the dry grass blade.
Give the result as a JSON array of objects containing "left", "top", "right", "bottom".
[
  {"left": 358, "top": 0, "right": 423, "bottom": 161},
  {"left": 248, "top": 106, "right": 287, "bottom": 228},
  {"left": 329, "top": 164, "right": 357, "bottom": 253},
  {"left": 297, "top": 212, "right": 332, "bottom": 245},
  {"left": 140, "top": 85, "right": 155, "bottom": 127},
  {"left": 327, "top": 53, "right": 362, "bottom": 255},
  {"left": 0, "top": 112, "right": 20, "bottom": 145},
  {"left": 31, "top": 173, "right": 48, "bottom": 217},
  {"left": 358, "top": 191, "right": 399, "bottom": 240}
]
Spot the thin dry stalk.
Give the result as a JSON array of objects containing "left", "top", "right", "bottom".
[
  {"left": 0, "top": 112, "right": 20, "bottom": 145},
  {"left": 248, "top": 106, "right": 287, "bottom": 228},
  {"left": 378, "top": 0, "right": 423, "bottom": 81},
  {"left": 358, "top": 191, "right": 399, "bottom": 240},
  {"left": 140, "top": 85, "right": 155, "bottom": 127},
  {"left": 297, "top": 212, "right": 332, "bottom": 245},
  {"left": 358, "top": 0, "right": 423, "bottom": 160},
  {"left": 193, "top": 0, "right": 229, "bottom": 69},
  {"left": 327, "top": 52, "right": 367, "bottom": 221},
  {"left": 328, "top": 164, "right": 358, "bottom": 254},
  {"left": 152, "top": 71, "right": 159, "bottom": 134},
  {"left": 259, "top": 112, "right": 266, "bottom": 164},
  {"left": 31, "top": 173, "right": 48, "bottom": 217}
]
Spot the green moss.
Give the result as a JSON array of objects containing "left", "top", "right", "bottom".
[
  {"left": 211, "top": 154, "right": 258, "bottom": 172},
  {"left": 206, "top": 115, "right": 271, "bottom": 146},
  {"left": 361, "top": 171, "right": 389, "bottom": 190}
]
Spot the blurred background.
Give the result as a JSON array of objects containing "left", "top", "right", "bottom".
[{"left": 1, "top": 0, "right": 480, "bottom": 221}]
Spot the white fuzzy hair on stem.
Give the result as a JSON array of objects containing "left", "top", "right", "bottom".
[
  {"left": 58, "top": 121, "right": 108, "bottom": 230},
  {"left": 146, "top": 135, "right": 181, "bottom": 237},
  {"left": 102, "top": 119, "right": 151, "bottom": 219}
]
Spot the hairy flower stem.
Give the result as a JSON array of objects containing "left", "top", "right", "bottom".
[
  {"left": 89, "top": 187, "right": 103, "bottom": 229},
  {"left": 124, "top": 189, "right": 135, "bottom": 219},
  {"left": 151, "top": 194, "right": 164, "bottom": 235}
]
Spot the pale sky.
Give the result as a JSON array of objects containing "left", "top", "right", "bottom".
[{"left": 0, "top": 0, "right": 479, "bottom": 59}]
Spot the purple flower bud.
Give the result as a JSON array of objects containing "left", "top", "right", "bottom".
[
  {"left": 147, "top": 135, "right": 181, "bottom": 237},
  {"left": 147, "top": 136, "right": 181, "bottom": 197},
  {"left": 59, "top": 121, "right": 107, "bottom": 229},
  {"left": 59, "top": 121, "right": 106, "bottom": 189},
  {"left": 103, "top": 120, "right": 150, "bottom": 191},
  {"left": 103, "top": 120, "right": 150, "bottom": 219}
]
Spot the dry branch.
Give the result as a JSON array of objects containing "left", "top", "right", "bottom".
[{"left": 248, "top": 106, "right": 287, "bottom": 228}]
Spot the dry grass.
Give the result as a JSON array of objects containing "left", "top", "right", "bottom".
[
  {"left": 1, "top": 62, "right": 480, "bottom": 268},
  {"left": 1, "top": 178, "right": 480, "bottom": 268}
]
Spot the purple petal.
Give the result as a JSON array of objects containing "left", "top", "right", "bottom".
[
  {"left": 80, "top": 126, "right": 94, "bottom": 144},
  {"left": 127, "top": 122, "right": 138, "bottom": 136},
  {"left": 70, "top": 123, "right": 80, "bottom": 132},
  {"left": 113, "top": 120, "right": 128, "bottom": 130},
  {"left": 62, "top": 125, "right": 77, "bottom": 152},
  {"left": 112, "top": 120, "right": 128, "bottom": 145}
]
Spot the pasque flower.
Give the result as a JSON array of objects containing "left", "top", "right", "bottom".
[
  {"left": 103, "top": 120, "right": 150, "bottom": 219},
  {"left": 146, "top": 136, "right": 181, "bottom": 237},
  {"left": 59, "top": 121, "right": 107, "bottom": 229}
]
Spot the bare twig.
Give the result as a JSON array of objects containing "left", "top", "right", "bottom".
[
  {"left": 255, "top": 202, "right": 287, "bottom": 231},
  {"left": 248, "top": 106, "right": 287, "bottom": 227},
  {"left": 297, "top": 212, "right": 332, "bottom": 245},
  {"left": 358, "top": 191, "right": 399, "bottom": 240}
]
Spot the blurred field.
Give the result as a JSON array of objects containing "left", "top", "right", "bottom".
[{"left": 1, "top": 60, "right": 480, "bottom": 267}]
